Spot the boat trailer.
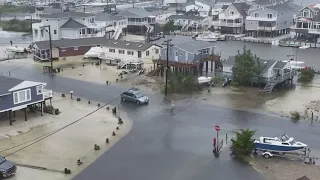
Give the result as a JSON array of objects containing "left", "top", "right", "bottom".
[{"left": 253, "top": 148, "right": 318, "bottom": 164}]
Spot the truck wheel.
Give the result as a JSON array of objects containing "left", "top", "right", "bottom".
[
  {"left": 263, "top": 153, "right": 271, "bottom": 159},
  {"left": 122, "top": 97, "right": 126, "bottom": 102},
  {"left": 136, "top": 101, "right": 140, "bottom": 105}
]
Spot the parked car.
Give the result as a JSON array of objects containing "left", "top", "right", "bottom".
[
  {"left": 0, "top": 156, "right": 16, "bottom": 178},
  {"left": 121, "top": 88, "right": 149, "bottom": 105}
]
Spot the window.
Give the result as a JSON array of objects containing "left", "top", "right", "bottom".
[
  {"left": 229, "top": 10, "right": 234, "bottom": 16},
  {"left": 175, "top": 51, "right": 178, "bottom": 56},
  {"left": 155, "top": 49, "right": 159, "bottom": 54},
  {"left": 54, "top": 30, "right": 57, "bottom": 34},
  {"left": 254, "top": 13, "right": 259, "bottom": 17},
  {"left": 127, "top": 51, "right": 134, "bottom": 55},
  {"left": 119, "top": 50, "right": 125, "bottom": 54},
  {"left": 13, "top": 89, "right": 31, "bottom": 104},
  {"left": 74, "top": 47, "right": 78, "bottom": 50},
  {"left": 267, "top": 14, "right": 273, "bottom": 19},
  {"left": 109, "top": 49, "right": 115, "bottom": 53},
  {"left": 146, "top": 51, "right": 149, "bottom": 56},
  {"left": 61, "top": 48, "right": 66, "bottom": 52},
  {"left": 36, "top": 85, "right": 43, "bottom": 95}
]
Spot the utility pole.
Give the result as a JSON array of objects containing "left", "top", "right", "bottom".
[
  {"left": 40, "top": 25, "right": 53, "bottom": 73},
  {"left": 162, "top": 39, "right": 173, "bottom": 97}
]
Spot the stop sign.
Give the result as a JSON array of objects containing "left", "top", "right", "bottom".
[{"left": 214, "top": 125, "right": 220, "bottom": 131}]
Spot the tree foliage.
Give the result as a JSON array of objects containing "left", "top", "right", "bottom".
[
  {"left": 164, "top": 72, "right": 198, "bottom": 94},
  {"left": 230, "top": 129, "right": 256, "bottom": 161},
  {"left": 0, "top": 19, "right": 33, "bottom": 32},
  {"left": 232, "top": 48, "right": 263, "bottom": 85},
  {"left": 0, "top": 5, "right": 35, "bottom": 13},
  {"left": 298, "top": 68, "right": 314, "bottom": 83},
  {"left": 162, "top": 20, "right": 178, "bottom": 33}
]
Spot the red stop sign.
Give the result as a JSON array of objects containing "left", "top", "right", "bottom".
[{"left": 215, "top": 125, "right": 220, "bottom": 131}]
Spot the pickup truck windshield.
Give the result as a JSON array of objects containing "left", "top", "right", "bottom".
[{"left": 0, "top": 157, "right": 6, "bottom": 164}]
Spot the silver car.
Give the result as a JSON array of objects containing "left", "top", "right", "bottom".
[{"left": 121, "top": 89, "right": 149, "bottom": 105}]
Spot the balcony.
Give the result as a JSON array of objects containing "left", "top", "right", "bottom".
[
  {"left": 100, "top": 53, "right": 143, "bottom": 64},
  {"left": 308, "top": 29, "right": 320, "bottom": 34},
  {"left": 86, "top": 22, "right": 106, "bottom": 29},
  {"left": 43, "top": 89, "right": 53, "bottom": 99},
  {"left": 106, "top": 25, "right": 116, "bottom": 32},
  {"left": 218, "top": 21, "right": 243, "bottom": 27},
  {"left": 246, "top": 16, "right": 277, "bottom": 22},
  {"left": 257, "top": 26, "right": 277, "bottom": 31},
  {"left": 79, "top": 33, "right": 104, "bottom": 38},
  {"left": 32, "top": 22, "right": 41, "bottom": 29},
  {"left": 128, "top": 21, "right": 149, "bottom": 25},
  {"left": 219, "top": 14, "right": 241, "bottom": 20}
]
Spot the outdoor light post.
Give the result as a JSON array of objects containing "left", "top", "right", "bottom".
[
  {"left": 70, "top": 91, "right": 73, "bottom": 99},
  {"left": 40, "top": 25, "right": 53, "bottom": 72},
  {"left": 162, "top": 39, "right": 173, "bottom": 97}
]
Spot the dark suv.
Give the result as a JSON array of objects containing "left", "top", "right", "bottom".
[
  {"left": 121, "top": 88, "right": 149, "bottom": 105},
  {"left": 0, "top": 156, "right": 16, "bottom": 178}
]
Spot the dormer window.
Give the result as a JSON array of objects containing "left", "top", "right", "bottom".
[
  {"left": 229, "top": 10, "right": 234, "bottom": 16},
  {"left": 254, "top": 13, "right": 259, "bottom": 17}
]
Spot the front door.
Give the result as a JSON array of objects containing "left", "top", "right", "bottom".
[
  {"left": 175, "top": 51, "right": 178, "bottom": 61},
  {"left": 138, "top": 51, "right": 142, "bottom": 58}
]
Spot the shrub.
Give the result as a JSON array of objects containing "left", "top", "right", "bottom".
[
  {"left": 290, "top": 111, "right": 300, "bottom": 122},
  {"left": 230, "top": 81, "right": 239, "bottom": 87},
  {"left": 298, "top": 68, "right": 314, "bottom": 83}
]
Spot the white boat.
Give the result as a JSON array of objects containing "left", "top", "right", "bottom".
[
  {"left": 299, "top": 45, "right": 310, "bottom": 49},
  {"left": 282, "top": 60, "right": 305, "bottom": 64},
  {"left": 192, "top": 33, "right": 218, "bottom": 42},
  {"left": 6, "top": 46, "right": 25, "bottom": 53},
  {"left": 254, "top": 134, "right": 307, "bottom": 152},
  {"left": 84, "top": 47, "right": 103, "bottom": 58},
  {"left": 198, "top": 76, "right": 212, "bottom": 84}
]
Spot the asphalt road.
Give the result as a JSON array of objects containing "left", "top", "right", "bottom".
[{"left": 1, "top": 63, "right": 320, "bottom": 180}]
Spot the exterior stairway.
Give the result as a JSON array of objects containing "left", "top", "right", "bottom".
[
  {"left": 145, "top": 24, "right": 154, "bottom": 34},
  {"left": 181, "top": 22, "right": 189, "bottom": 31},
  {"left": 263, "top": 83, "right": 276, "bottom": 93},
  {"left": 147, "top": 65, "right": 165, "bottom": 76},
  {"left": 112, "top": 28, "right": 122, "bottom": 40}
]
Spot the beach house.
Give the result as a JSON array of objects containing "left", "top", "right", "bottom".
[{"left": 0, "top": 75, "right": 53, "bottom": 125}]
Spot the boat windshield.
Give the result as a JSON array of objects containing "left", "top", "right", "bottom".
[
  {"left": 280, "top": 134, "right": 290, "bottom": 141},
  {"left": 289, "top": 140, "right": 296, "bottom": 145}
]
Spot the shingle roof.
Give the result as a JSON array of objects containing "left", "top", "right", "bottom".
[
  {"left": 273, "top": 61, "right": 287, "bottom": 69},
  {"left": 116, "top": 7, "right": 153, "bottom": 18},
  {"left": 175, "top": 40, "right": 215, "bottom": 53},
  {"left": 223, "top": 56, "right": 275, "bottom": 71},
  {"left": 168, "top": 15, "right": 205, "bottom": 21},
  {"left": 38, "top": 7, "right": 63, "bottom": 14},
  {"left": 232, "top": 2, "right": 250, "bottom": 17},
  {"left": 60, "top": 19, "right": 87, "bottom": 29},
  {"left": 42, "top": 12, "right": 95, "bottom": 19},
  {"left": 34, "top": 37, "right": 159, "bottom": 51},
  {"left": 95, "top": 13, "right": 126, "bottom": 22},
  {"left": 252, "top": 0, "right": 272, "bottom": 6},
  {"left": 196, "top": 0, "right": 212, "bottom": 6},
  {"left": 215, "top": 0, "right": 236, "bottom": 4},
  {"left": 267, "top": 2, "right": 295, "bottom": 12},
  {"left": 0, "top": 75, "right": 23, "bottom": 95}
]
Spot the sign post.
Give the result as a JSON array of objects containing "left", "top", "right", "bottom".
[{"left": 214, "top": 125, "right": 220, "bottom": 148}]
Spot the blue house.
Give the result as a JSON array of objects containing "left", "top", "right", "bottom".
[
  {"left": 157, "top": 39, "right": 218, "bottom": 76},
  {"left": 0, "top": 75, "right": 53, "bottom": 125}
]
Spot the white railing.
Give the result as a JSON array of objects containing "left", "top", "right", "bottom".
[
  {"left": 106, "top": 25, "right": 116, "bottom": 32},
  {"left": 258, "top": 26, "right": 277, "bottom": 31},
  {"left": 128, "top": 21, "right": 149, "bottom": 25},
  {"left": 101, "top": 54, "right": 143, "bottom": 64},
  {"left": 246, "top": 16, "right": 277, "bottom": 21},
  {"left": 79, "top": 33, "right": 104, "bottom": 38},
  {"left": 218, "top": 22, "right": 243, "bottom": 27},
  {"left": 32, "top": 22, "right": 41, "bottom": 29},
  {"left": 43, "top": 89, "right": 53, "bottom": 99},
  {"left": 219, "top": 14, "right": 241, "bottom": 20},
  {"left": 308, "top": 29, "right": 320, "bottom": 34},
  {"left": 86, "top": 22, "right": 106, "bottom": 29}
]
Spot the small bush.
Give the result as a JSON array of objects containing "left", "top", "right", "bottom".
[
  {"left": 290, "top": 111, "right": 300, "bottom": 121},
  {"left": 298, "top": 68, "right": 314, "bottom": 83},
  {"left": 212, "top": 76, "right": 223, "bottom": 85},
  {"left": 230, "top": 81, "right": 239, "bottom": 87}
]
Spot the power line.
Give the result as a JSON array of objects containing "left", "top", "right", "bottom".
[{"left": 1, "top": 93, "right": 124, "bottom": 157}]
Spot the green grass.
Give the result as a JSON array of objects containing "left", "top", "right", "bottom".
[{"left": 0, "top": 5, "right": 35, "bottom": 13}]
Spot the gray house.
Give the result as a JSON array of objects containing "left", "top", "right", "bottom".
[
  {"left": 159, "top": 40, "right": 216, "bottom": 74},
  {"left": 245, "top": 2, "right": 295, "bottom": 37},
  {"left": 0, "top": 76, "right": 53, "bottom": 125}
]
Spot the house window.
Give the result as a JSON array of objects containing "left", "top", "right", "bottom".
[
  {"left": 127, "top": 51, "right": 134, "bottom": 55},
  {"left": 303, "top": 10, "right": 310, "bottom": 18},
  {"left": 13, "top": 89, "right": 31, "bottom": 104},
  {"left": 229, "top": 11, "right": 234, "bottom": 16},
  {"left": 267, "top": 14, "right": 273, "bottom": 19},
  {"left": 36, "top": 85, "right": 43, "bottom": 95},
  {"left": 118, "top": 50, "right": 125, "bottom": 54},
  {"left": 74, "top": 47, "right": 78, "bottom": 50},
  {"left": 254, "top": 13, "right": 259, "bottom": 17},
  {"left": 61, "top": 48, "right": 66, "bottom": 52},
  {"left": 146, "top": 51, "right": 149, "bottom": 56},
  {"left": 54, "top": 30, "right": 57, "bottom": 34},
  {"left": 175, "top": 51, "right": 178, "bottom": 56},
  {"left": 109, "top": 49, "right": 115, "bottom": 53},
  {"left": 155, "top": 49, "right": 159, "bottom": 54}
]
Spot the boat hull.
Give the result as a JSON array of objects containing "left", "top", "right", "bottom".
[
  {"left": 195, "top": 38, "right": 217, "bottom": 42},
  {"left": 254, "top": 143, "right": 305, "bottom": 152}
]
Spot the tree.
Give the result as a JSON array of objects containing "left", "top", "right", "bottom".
[
  {"left": 163, "top": 72, "right": 197, "bottom": 94},
  {"left": 162, "top": 20, "right": 177, "bottom": 33},
  {"left": 230, "top": 129, "right": 256, "bottom": 161},
  {"left": 298, "top": 68, "right": 314, "bottom": 83},
  {"left": 232, "top": 47, "right": 263, "bottom": 85}
]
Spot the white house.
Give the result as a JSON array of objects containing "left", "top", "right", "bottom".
[
  {"left": 32, "top": 12, "right": 106, "bottom": 42},
  {"left": 185, "top": 0, "right": 212, "bottom": 17},
  {"left": 216, "top": 2, "right": 250, "bottom": 34},
  {"left": 167, "top": 15, "right": 207, "bottom": 31},
  {"left": 95, "top": 13, "right": 128, "bottom": 40}
]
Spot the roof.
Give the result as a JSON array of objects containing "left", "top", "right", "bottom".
[
  {"left": 223, "top": 56, "right": 276, "bottom": 71},
  {"left": 296, "top": 176, "right": 310, "bottom": 180},
  {"left": 222, "top": 5, "right": 229, "bottom": 10},
  {"left": 34, "top": 37, "right": 159, "bottom": 51},
  {"left": 0, "top": 75, "right": 24, "bottom": 95},
  {"left": 196, "top": 0, "right": 212, "bottom": 6},
  {"left": 232, "top": 2, "right": 251, "bottom": 17},
  {"left": 42, "top": 12, "right": 95, "bottom": 19},
  {"left": 215, "top": 0, "right": 236, "bottom": 5},
  {"left": 37, "top": 7, "right": 63, "bottom": 14},
  {"left": 175, "top": 40, "right": 215, "bottom": 53},
  {"left": 95, "top": 13, "right": 126, "bottom": 22},
  {"left": 9, "top": 81, "right": 46, "bottom": 92},
  {"left": 252, "top": 0, "right": 272, "bottom": 6},
  {"left": 116, "top": 7, "right": 153, "bottom": 18},
  {"left": 168, "top": 15, "right": 205, "bottom": 21},
  {"left": 267, "top": 2, "right": 295, "bottom": 12},
  {"left": 273, "top": 61, "right": 287, "bottom": 69},
  {"left": 60, "top": 19, "right": 87, "bottom": 29}
]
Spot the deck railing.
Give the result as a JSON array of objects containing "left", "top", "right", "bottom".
[{"left": 43, "top": 89, "right": 53, "bottom": 99}]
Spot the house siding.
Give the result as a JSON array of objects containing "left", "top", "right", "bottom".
[
  {"left": 160, "top": 46, "right": 214, "bottom": 63},
  {"left": 0, "top": 86, "right": 43, "bottom": 112},
  {"left": 59, "top": 46, "right": 92, "bottom": 57}
]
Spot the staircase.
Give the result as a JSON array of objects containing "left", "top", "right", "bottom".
[
  {"left": 147, "top": 65, "right": 165, "bottom": 76},
  {"left": 118, "top": 61, "right": 129, "bottom": 69},
  {"left": 263, "top": 83, "right": 276, "bottom": 93},
  {"left": 181, "top": 22, "right": 189, "bottom": 31},
  {"left": 112, "top": 28, "right": 122, "bottom": 40},
  {"left": 145, "top": 24, "right": 154, "bottom": 34}
]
